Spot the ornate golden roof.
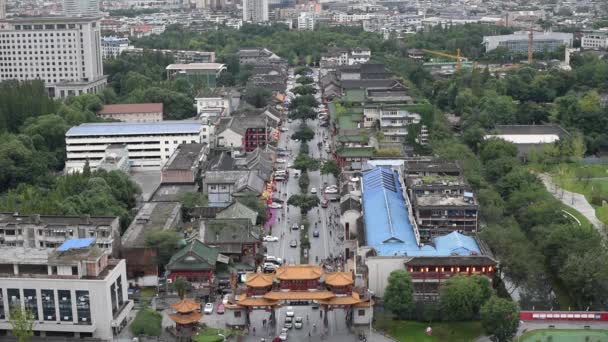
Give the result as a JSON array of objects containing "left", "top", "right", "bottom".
[
  {"left": 325, "top": 272, "right": 354, "bottom": 286},
  {"left": 171, "top": 299, "right": 200, "bottom": 313},
  {"left": 276, "top": 265, "right": 323, "bottom": 280}
]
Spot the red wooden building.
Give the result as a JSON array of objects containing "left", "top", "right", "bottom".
[{"left": 166, "top": 239, "right": 219, "bottom": 286}]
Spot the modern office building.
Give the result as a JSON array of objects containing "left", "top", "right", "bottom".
[
  {"left": 482, "top": 31, "right": 573, "bottom": 53},
  {"left": 96, "top": 103, "right": 163, "bottom": 122},
  {"left": 63, "top": 0, "right": 100, "bottom": 17},
  {"left": 101, "top": 36, "right": 132, "bottom": 59},
  {"left": 0, "top": 239, "right": 132, "bottom": 340},
  {"left": 243, "top": 0, "right": 269, "bottom": 23},
  {"left": 0, "top": 16, "right": 106, "bottom": 98},
  {"left": 0, "top": 213, "right": 120, "bottom": 256},
  {"left": 65, "top": 121, "right": 203, "bottom": 173},
  {"left": 581, "top": 30, "right": 608, "bottom": 50}
]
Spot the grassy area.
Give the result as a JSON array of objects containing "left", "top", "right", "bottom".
[
  {"left": 192, "top": 328, "right": 233, "bottom": 342},
  {"left": 374, "top": 314, "right": 483, "bottom": 342},
  {"left": 520, "top": 329, "right": 608, "bottom": 342},
  {"left": 559, "top": 203, "right": 591, "bottom": 227},
  {"left": 130, "top": 308, "right": 162, "bottom": 337}
]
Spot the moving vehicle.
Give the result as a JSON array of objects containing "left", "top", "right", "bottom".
[
  {"left": 222, "top": 294, "right": 231, "bottom": 305},
  {"left": 280, "top": 127, "right": 289, "bottom": 132},
  {"left": 321, "top": 198, "right": 328, "bottom": 208},
  {"left": 311, "top": 300, "right": 320, "bottom": 310},
  {"left": 216, "top": 303, "right": 225, "bottom": 314},
  {"left": 289, "top": 240, "right": 297, "bottom": 248},
  {"left": 279, "top": 328, "right": 288, "bottom": 341},
  {"left": 324, "top": 185, "right": 338, "bottom": 194},
  {"left": 291, "top": 223, "right": 299, "bottom": 230},
  {"left": 286, "top": 306, "right": 295, "bottom": 317},
  {"left": 313, "top": 230, "right": 319, "bottom": 238},
  {"left": 276, "top": 158, "right": 287, "bottom": 163},
  {"left": 263, "top": 235, "right": 279, "bottom": 242},
  {"left": 310, "top": 188, "right": 317, "bottom": 194},
  {"left": 203, "top": 303, "right": 214, "bottom": 314},
  {"left": 294, "top": 317, "right": 303, "bottom": 329}
]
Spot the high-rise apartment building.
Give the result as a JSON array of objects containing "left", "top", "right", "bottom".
[
  {"left": 0, "top": 0, "right": 6, "bottom": 20},
  {"left": 0, "top": 16, "right": 107, "bottom": 98},
  {"left": 63, "top": 0, "right": 100, "bottom": 17},
  {"left": 243, "top": 0, "right": 268, "bottom": 23}
]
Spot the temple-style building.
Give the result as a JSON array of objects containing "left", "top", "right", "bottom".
[{"left": 169, "top": 299, "right": 202, "bottom": 340}]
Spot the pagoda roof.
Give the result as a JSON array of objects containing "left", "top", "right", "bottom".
[
  {"left": 324, "top": 272, "right": 354, "bottom": 286},
  {"left": 276, "top": 265, "right": 323, "bottom": 280},
  {"left": 245, "top": 273, "right": 274, "bottom": 287},
  {"left": 263, "top": 291, "right": 335, "bottom": 301},
  {"left": 318, "top": 292, "right": 361, "bottom": 305},
  {"left": 237, "top": 295, "right": 279, "bottom": 307},
  {"left": 169, "top": 311, "right": 202, "bottom": 325},
  {"left": 353, "top": 299, "right": 375, "bottom": 308},
  {"left": 171, "top": 299, "right": 200, "bottom": 313}
]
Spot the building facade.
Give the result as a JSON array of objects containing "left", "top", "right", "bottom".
[
  {"left": 0, "top": 213, "right": 120, "bottom": 256},
  {"left": 0, "top": 17, "right": 106, "bottom": 98},
  {"left": 96, "top": 103, "right": 163, "bottom": 122},
  {"left": 63, "top": 0, "right": 100, "bottom": 17},
  {"left": 165, "top": 63, "right": 226, "bottom": 87},
  {"left": 65, "top": 121, "right": 203, "bottom": 172},
  {"left": 482, "top": 31, "right": 573, "bottom": 53},
  {"left": 101, "top": 36, "right": 131, "bottom": 59},
  {"left": 243, "top": 0, "right": 269, "bottom": 23},
  {"left": 363, "top": 104, "right": 421, "bottom": 142},
  {"left": 297, "top": 12, "right": 316, "bottom": 30},
  {"left": 0, "top": 240, "right": 132, "bottom": 341}
]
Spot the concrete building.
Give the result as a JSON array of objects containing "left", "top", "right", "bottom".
[
  {"left": 482, "top": 31, "right": 573, "bottom": 53},
  {"left": 101, "top": 36, "right": 132, "bottom": 59},
  {"left": 581, "top": 30, "right": 608, "bottom": 50},
  {"left": 161, "top": 143, "right": 208, "bottom": 184},
  {"left": 360, "top": 167, "right": 494, "bottom": 300},
  {"left": 0, "top": 0, "right": 5, "bottom": 20},
  {"left": 96, "top": 103, "right": 163, "bottom": 122},
  {"left": 63, "top": 0, "right": 100, "bottom": 17},
  {"left": 97, "top": 145, "right": 130, "bottom": 173},
  {"left": 0, "top": 17, "right": 106, "bottom": 98},
  {"left": 484, "top": 124, "right": 570, "bottom": 158},
  {"left": 363, "top": 104, "right": 421, "bottom": 142},
  {"left": 237, "top": 48, "right": 282, "bottom": 65},
  {"left": 0, "top": 213, "right": 120, "bottom": 256},
  {"left": 65, "top": 121, "right": 203, "bottom": 173},
  {"left": 243, "top": 0, "right": 269, "bottom": 23},
  {"left": 297, "top": 12, "right": 317, "bottom": 30},
  {"left": 195, "top": 88, "right": 240, "bottom": 116},
  {"left": 165, "top": 63, "right": 226, "bottom": 87},
  {"left": 124, "top": 48, "right": 215, "bottom": 64},
  {"left": 0, "top": 239, "right": 132, "bottom": 340},
  {"left": 348, "top": 47, "right": 371, "bottom": 65}
]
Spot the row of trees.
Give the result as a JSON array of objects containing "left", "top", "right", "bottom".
[{"left": 384, "top": 270, "right": 519, "bottom": 342}]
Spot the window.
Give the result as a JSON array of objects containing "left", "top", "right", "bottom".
[
  {"left": 76, "top": 290, "right": 91, "bottom": 324},
  {"left": 24, "top": 289, "right": 38, "bottom": 320},
  {"left": 71, "top": 266, "right": 78, "bottom": 275},
  {"left": 42, "top": 289, "right": 55, "bottom": 321},
  {"left": 116, "top": 277, "right": 124, "bottom": 306},
  {"left": 234, "top": 311, "right": 242, "bottom": 317},
  {"left": 0, "top": 288, "right": 4, "bottom": 319},
  {"left": 110, "top": 284, "right": 117, "bottom": 313},
  {"left": 58, "top": 290, "right": 73, "bottom": 321},
  {"left": 7, "top": 289, "right": 20, "bottom": 308}
]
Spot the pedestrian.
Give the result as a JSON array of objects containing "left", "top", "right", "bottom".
[
  {"left": 320, "top": 311, "right": 323, "bottom": 318},
  {"left": 263, "top": 319, "right": 267, "bottom": 327},
  {"left": 307, "top": 314, "right": 309, "bottom": 322},
  {"left": 253, "top": 327, "right": 256, "bottom": 336},
  {"left": 278, "top": 217, "right": 281, "bottom": 223}
]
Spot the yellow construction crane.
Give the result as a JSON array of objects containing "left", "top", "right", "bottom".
[{"left": 422, "top": 48, "right": 468, "bottom": 71}]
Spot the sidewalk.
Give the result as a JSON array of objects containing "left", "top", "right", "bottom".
[{"left": 538, "top": 173, "right": 604, "bottom": 234}]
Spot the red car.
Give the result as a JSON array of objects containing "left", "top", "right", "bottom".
[
  {"left": 321, "top": 198, "right": 328, "bottom": 208},
  {"left": 216, "top": 303, "right": 225, "bottom": 314}
]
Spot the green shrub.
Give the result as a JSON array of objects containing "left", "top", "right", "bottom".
[{"left": 130, "top": 308, "right": 162, "bottom": 336}]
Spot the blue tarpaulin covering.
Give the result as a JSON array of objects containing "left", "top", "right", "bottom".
[
  {"left": 362, "top": 167, "right": 481, "bottom": 257},
  {"left": 57, "top": 238, "right": 96, "bottom": 252}
]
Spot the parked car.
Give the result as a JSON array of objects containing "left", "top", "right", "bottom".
[
  {"left": 217, "top": 303, "right": 225, "bottom": 314},
  {"left": 291, "top": 223, "right": 299, "bottom": 230},
  {"left": 203, "top": 303, "right": 214, "bottom": 314},
  {"left": 321, "top": 199, "right": 328, "bottom": 208},
  {"left": 286, "top": 306, "right": 295, "bottom": 317},
  {"left": 263, "top": 235, "right": 279, "bottom": 242},
  {"left": 324, "top": 187, "right": 338, "bottom": 194},
  {"left": 284, "top": 316, "right": 293, "bottom": 329},
  {"left": 311, "top": 301, "right": 320, "bottom": 310},
  {"left": 268, "top": 203, "right": 283, "bottom": 209},
  {"left": 294, "top": 317, "right": 303, "bottom": 329},
  {"left": 313, "top": 230, "right": 320, "bottom": 238},
  {"left": 289, "top": 240, "right": 297, "bottom": 248},
  {"left": 280, "top": 127, "right": 289, "bottom": 132},
  {"left": 222, "top": 294, "right": 231, "bottom": 305}
]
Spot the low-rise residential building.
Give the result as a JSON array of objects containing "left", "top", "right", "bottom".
[
  {"left": 101, "top": 36, "right": 132, "bottom": 59},
  {"left": 363, "top": 104, "right": 421, "bottom": 142},
  {"left": 0, "top": 213, "right": 120, "bottom": 256},
  {"left": 581, "top": 30, "right": 608, "bottom": 50},
  {"left": 165, "top": 63, "right": 227, "bottom": 87},
  {"left": 482, "top": 31, "right": 573, "bottom": 53},
  {"left": 161, "top": 143, "right": 208, "bottom": 184},
  {"left": 96, "top": 103, "right": 163, "bottom": 123},
  {"left": 195, "top": 88, "right": 240, "bottom": 116},
  {"left": 0, "top": 239, "right": 132, "bottom": 340},
  {"left": 124, "top": 48, "right": 215, "bottom": 63},
  {"left": 65, "top": 121, "right": 203, "bottom": 173},
  {"left": 297, "top": 12, "right": 317, "bottom": 30},
  {"left": 237, "top": 48, "right": 282, "bottom": 65}
]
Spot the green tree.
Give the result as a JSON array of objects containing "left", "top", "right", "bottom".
[
  {"left": 292, "top": 85, "right": 317, "bottom": 95},
  {"left": 560, "top": 250, "right": 608, "bottom": 308},
  {"left": 291, "top": 126, "right": 315, "bottom": 142},
  {"left": 298, "top": 171, "right": 310, "bottom": 193},
  {"left": 173, "top": 277, "right": 191, "bottom": 299},
  {"left": 244, "top": 87, "right": 272, "bottom": 108},
  {"left": 236, "top": 194, "right": 267, "bottom": 225},
  {"left": 293, "top": 154, "right": 320, "bottom": 171},
  {"left": 383, "top": 270, "right": 415, "bottom": 319},
  {"left": 9, "top": 306, "right": 35, "bottom": 342},
  {"left": 130, "top": 308, "right": 162, "bottom": 337},
  {"left": 287, "top": 194, "right": 320, "bottom": 214},
  {"left": 144, "top": 230, "right": 182, "bottom": 267},
  {"left": 320, "top": 160, "right": 340, "bottom": 177},
  {"left": 289, "top": 106, "right": 317, "bottom": 123},
  {"left": 177, "top": 192, "right": 208, "bottom": 210},
  {"left": 296, "top": 76, "right": 314, "bottom": 85},
  {"left": 440, "top": 275, "right": 493, "bottom": 321},
  {"left": 480, "top": 296, "right": 520, "bottom": 342}
]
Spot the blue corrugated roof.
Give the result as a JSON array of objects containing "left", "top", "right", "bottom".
[
  {"left": 362, "top": 167, "right": 481, "bottom": 257},
  {"left": 57, "top": 238, "right": 96, "bottom": 251},
  {"left": 66, "top": 121, "right": 202, "bottom": 137}
]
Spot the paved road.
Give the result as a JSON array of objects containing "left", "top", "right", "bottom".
[{"left": 538, "top": 173, "right": 605, "bottom": 233}]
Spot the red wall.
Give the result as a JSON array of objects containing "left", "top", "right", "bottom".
[{"left": 520, "top": 311, "right": 608, "bottom": 321}]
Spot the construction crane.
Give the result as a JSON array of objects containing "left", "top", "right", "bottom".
[
  {"left": 422, "top": 48, "right": 468, "bottom": 72},
  {"left": 528, "top": 28, "right": 534, "bottom": 64}
]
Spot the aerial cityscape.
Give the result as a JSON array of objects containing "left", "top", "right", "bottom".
[{"left": 0, "top": 0, "right": 607, "bottom": 341}]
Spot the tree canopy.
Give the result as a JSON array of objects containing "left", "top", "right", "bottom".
[
  {"left": 383, "top": 270, "right": 415, "bottom": 319},
  {"left": 480, "top": 297, "right": 520, "bottom": 342}
]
